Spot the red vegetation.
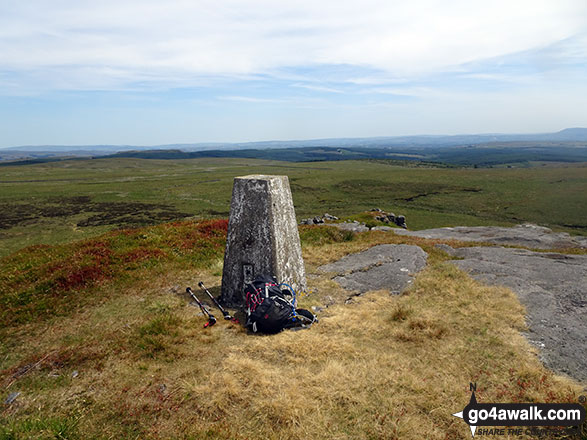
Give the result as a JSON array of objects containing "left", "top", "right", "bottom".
[
  {"left": 196, "top": 219, "right": 229, "bottom": 236},
  {"left": 55, "top": 264, "right": 109, "bottom": 291},
  {"left": 121, "top": 248, "right": 168, "bottom": 263},
  {"left": 50, "top": 240, "right": 114, "bottom": 291},
  {"left": 77, "top": 240, "right": 113, "bottom": 258},
  {"left": 161, "top": 219, "right": 228, "bottom": 251},
  {"left": 1, "top": 218, "right": 229, "bottom": 329}
]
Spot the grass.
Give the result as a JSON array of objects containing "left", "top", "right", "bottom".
[
  {"left": 0, "top": 219, "right": 227, "bottom": 329},
  {"left": 0, "top": 416, "right": 82, "bottom": 440},
  {"left": 1, "top": 158, "right": 586, "bottom": 256},
  {"left": 1, "top": 223, "right": 585, "bottom": 439}
]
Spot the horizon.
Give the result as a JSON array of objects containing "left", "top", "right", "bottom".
[
  {"left": 1, "top": 1, "right": 586, "bottom": 148},
  {"left": 2, "top": 126, "right": 586, "bottom": 150}
]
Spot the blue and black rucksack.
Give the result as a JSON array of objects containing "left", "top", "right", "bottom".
[{"left": 244, "top": 274, "right": 316, "bottom": 334}]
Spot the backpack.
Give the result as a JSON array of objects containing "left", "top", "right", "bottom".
[{"left": 244, "top": 274, "right": 316, "bottom": 334}]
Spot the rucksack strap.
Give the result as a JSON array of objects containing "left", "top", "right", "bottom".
[{"left": 278, "top": 282, "right": 296, "bottom": 307}]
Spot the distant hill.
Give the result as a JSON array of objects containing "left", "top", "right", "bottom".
[
  {"left": 100, "top": 143, "right": 587, "bottom": 166},
  {"left": 1, "top": 128, "right": 586, "bottom": 164},
  {"left": 545, "top": 127, "right": 587, "bottom": 141}
]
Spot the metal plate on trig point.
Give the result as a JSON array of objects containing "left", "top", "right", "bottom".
[{"left": 243, "top": 264, "right": 254, "bottom": 286}]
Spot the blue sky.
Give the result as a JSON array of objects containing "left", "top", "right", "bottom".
[{"left": 0, "top": 0, "right": 586, "bottom": 147}]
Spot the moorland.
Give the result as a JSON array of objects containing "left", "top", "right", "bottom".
[
  {"left": 1, "top": 157, "right": 586, "bottom": 257},
  {"left": 1, "top": 154, "right": 586, "bottom": 439}
]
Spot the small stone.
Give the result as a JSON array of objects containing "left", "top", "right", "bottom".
[
  {"left": 4, "top": 392, "right": 20, "bottom": 405},
  {"left": 158, "top": 384, "right": 169, "bottom": 397}
]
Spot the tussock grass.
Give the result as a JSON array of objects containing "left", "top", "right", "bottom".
[{"left": 1, "top": 223, "right": 585, "bottom": 439}]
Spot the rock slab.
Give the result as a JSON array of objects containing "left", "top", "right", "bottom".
[
  {"left": 318, "top": 244, "right": 428, "bottom": 295},
  {"left": 221, "top": 175, "right": 307, "bottom": 306},
  {"left": 394, "top": 224, "right": 587, "bottom": 250},
  {"left": 443, "top": 245, "right": 587, "bottom": 382}
]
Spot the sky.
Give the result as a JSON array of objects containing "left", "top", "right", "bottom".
[{"left": 0, "top": 0, "right": 586, "bottom": 147}]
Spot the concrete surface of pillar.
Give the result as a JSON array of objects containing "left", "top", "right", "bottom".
[{"left": 220, "top": 175, "right": 307, "bottom": 306}]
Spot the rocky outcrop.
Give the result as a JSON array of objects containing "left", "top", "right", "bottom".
[
  {"left": 300, "top": 213, "right": 339, "bottom": 225},
  {"left": 372, "top": 208, "right": 407, "bottom": 228},
  {"left": 313, "top": 222, "right": 586, "bottom": 383},
  {"left": 440, "top": 244, "right": 587, "bottom": 382},
  {"left": 318, "top": 244, "right": 428, "bottom": 296},
  {"left": 328, "top": 221, "right": 370, "bottom": 233},
  {"left": 394, "top": 224, "right": 587, "bottom": 250}
]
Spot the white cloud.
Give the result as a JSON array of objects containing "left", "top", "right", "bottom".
[
  {"left": 291, "top": 83, "right": 344, "bottom": 93},
  {"left": 1, "top": 0, "right": 586, "bottom": 92}
]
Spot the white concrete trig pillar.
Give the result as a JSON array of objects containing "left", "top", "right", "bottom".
[{"left": 220, "top": 175, "right": 307, "bottom": 307}]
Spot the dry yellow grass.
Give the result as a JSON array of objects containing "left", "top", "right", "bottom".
[{"left": 1, "top": 233, "right": 585, "bottom": 439}]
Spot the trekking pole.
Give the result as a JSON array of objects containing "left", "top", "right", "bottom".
[
  {"left": 198, "top": 282, "right": 238, "bottom": 322},
  {"left": 186, "top": 287, "right": 216, "bottom": 328}
]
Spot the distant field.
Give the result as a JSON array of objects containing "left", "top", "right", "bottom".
[{"left": 1, "top": 157, "right": 586, "bottom": 256}]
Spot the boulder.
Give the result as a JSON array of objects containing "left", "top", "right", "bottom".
[{"left": 395, "top": 215, "right": 407, "bottom": 228}]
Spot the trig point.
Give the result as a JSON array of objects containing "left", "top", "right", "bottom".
[{"left": 220, "top": 175, "right": 307, "bottom": 307}]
